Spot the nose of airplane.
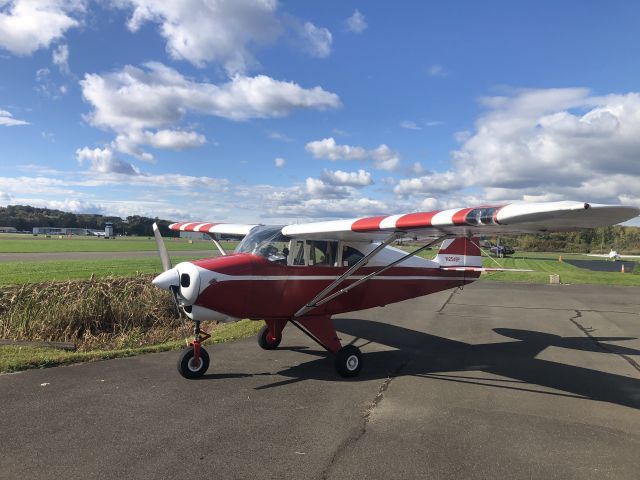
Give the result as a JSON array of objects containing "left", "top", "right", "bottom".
[{"left": 152, "top": 268, "right": 179, "bottom": 290}]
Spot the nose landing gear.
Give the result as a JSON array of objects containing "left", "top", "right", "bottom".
[{"left": 177, "top": 320, "right": 211, "bottom": 379}]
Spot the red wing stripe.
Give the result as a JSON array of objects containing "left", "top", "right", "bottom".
[
  {"left": 195, "top": 223, "right": 215, "bottom": 232},
  {"left": 352, "top": 216, "right": 387, "bottom": 232},
  {"left": 396, "top": 211, "right": 441, "bottom": 229},
  {"left": 452, "top": 208, "right": 475, "bottom": 225}
]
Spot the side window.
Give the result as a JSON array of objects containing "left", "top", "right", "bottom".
[
  {"left": 307, "top": 241, "right": 337, "bottom": 266},
  {"left": 342, "top": 246, "right": 364, "bottom": 266},
  {"left": 291, "top": 240, "right": 305, "bottom": 266}
]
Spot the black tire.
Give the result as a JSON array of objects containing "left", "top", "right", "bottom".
[
  {"left": 335, "top": 345, "right": 363, "bottom": 377},
  {"left": 177, "top": 346, "right": 210, "bottom": 379},
  {"left": 258, "top": 325, "right": 282, "bottom": 350}
]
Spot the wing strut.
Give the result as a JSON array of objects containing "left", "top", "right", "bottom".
[{"left": 294, "top": 234, "right": 449, "bottom": 318}]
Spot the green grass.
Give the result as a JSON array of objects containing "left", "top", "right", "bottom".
[
  {"left": 481, "top": 254, "right": 639, "bottom": 285},
  {"left": 0, "top": 234, "right": 237, "bottom": 253},
  {"left": 411, "top": 249, "right": 640, "bottom": 286},
  {"left": 0, "top": 255, "right": 208, "bottom": 284},
  {"left": 0, "top": 319, "right": 263, "bottom": 373}
]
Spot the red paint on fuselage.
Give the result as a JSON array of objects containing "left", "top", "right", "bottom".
[{"left": 192, "top": 254, "right": 479, "bottom": 320}]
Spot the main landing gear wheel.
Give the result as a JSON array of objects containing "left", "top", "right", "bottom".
[
  {"left": 335, "top": 345, "right": 363, "bottom": 377},
  {"left": 177, "top": 346, "right": 210, "bottom": 379},
  {"left": 258, "top": 325, "right": 282, "bottom": 350}
]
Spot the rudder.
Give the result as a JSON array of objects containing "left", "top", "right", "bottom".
[{"left": 433, "top": 237, "right": 481, "bottom": 267}]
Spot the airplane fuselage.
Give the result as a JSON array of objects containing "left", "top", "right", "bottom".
[{"left": 178, "top": 253, "right": 480, "bottom": 321}]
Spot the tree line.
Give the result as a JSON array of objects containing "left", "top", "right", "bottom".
[
  {"left": 1, "top": 204, "right": 639, "bottom": 251},
  {"left": 0, "top": 205, "right": 179, "bottom": 237},
  {"left": 496, "top": 226, "right": 640, "bottom": 253}
]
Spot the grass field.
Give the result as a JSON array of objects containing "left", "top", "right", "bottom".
[
  {"left": 0, "top": 234, "right": 237, "bottom": 253},
  {"left": 0, "top": 255, "right": 207, "bottom": 284},
  {"left": 0, "top": 319, "right": 262, "bottom": 373}
]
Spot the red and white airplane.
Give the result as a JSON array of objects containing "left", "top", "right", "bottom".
[{"left": 151, "top": 201, "right": 639, "bottom": 379}]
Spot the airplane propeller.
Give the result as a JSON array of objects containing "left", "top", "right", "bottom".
[{"left": 152, "top": 222, "right": 183, "bottom": 318}]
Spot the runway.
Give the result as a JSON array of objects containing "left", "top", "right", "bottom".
[
  {"left": 1, "top": 282, "right": 639, "bottom": 479},
  {"left": 0, "top": 250, "right": 217, "bottom": 262}
]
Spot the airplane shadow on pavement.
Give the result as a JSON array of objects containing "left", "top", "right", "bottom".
[{"left": 253, "top": 318, "right": 640, "bottom": 410}]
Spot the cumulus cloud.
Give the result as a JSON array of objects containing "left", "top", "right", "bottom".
[
  {"left": 81, "top": 62, "right": 340, "bottom": 128},
  {"left": 75, "top": 147, "right": 141, "bottom": 175},
  {"left": 320, "top": 169, "right": 373, "bottom": 187},
  {"left": 118, "top": 0, "right": 280, "bottom": 73},
  {"left": 306, "top": 137, "right": 399, "bottom": 171},
  {"left": 345, "top": 10, "right": 367, "bottom": 34},
  {"left": 274, "top": 157, "right": 285, "bottom": 168},
  {"left": 0, "top": 0, "right": 84, "bottom": 55},
  {"left": 394, "top": 171, "right": 465, "bottom": 196},
  {"left": 80, "top": 62, "right": 339, "bottom": 160},
  {"left": 398, "top": 88, "right": 640, "bottom": 208},
  {"left": 117, "top": 1, "right": 333, "bottom": 73},
  {"left": 306, "top": 137, "right": 367, "bottom": 161},
  {"left": 0, "top": 109, "right": 28, "bottom": 126}
]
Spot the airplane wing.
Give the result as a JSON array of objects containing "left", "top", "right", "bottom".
[
  {"left": 281, "top": 201, "right": 640, "bottom": 241},
  {"left": 169, "top": 222, "right": 258, "bottom": 239}
]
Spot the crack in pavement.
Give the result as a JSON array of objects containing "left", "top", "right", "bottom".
[
  {"left": 569, "top": 309, "right": 640, "bottom": 374},
  {"left": 319, "top": 360, "right": 408, "bottom": 480},
  {"left": 437, "top": 287, "right": 460, "bottom": 313}
]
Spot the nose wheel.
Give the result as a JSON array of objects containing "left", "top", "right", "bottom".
[
  {"left": 177, "top": 320, "right": 211, "bottom": 379},
  {"left": 177, "top": 346, "right": 210, "bottom": 379}
]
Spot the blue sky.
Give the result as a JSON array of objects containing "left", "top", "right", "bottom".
[{"left": 1, "top": 0, "right": 640, "bottom": 224}]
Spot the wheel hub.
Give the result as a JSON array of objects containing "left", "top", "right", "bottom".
[{"left": 346, "top": 354, "right": 359, "bottom": 371}]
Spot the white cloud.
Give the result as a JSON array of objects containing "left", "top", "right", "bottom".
[
  {"left": 0, "top": 109, "right": 28, "bottom": 126},
  {"left": 306, "top": 137, "right": 400, "bottom": 171},
  {"left": 370, "top": 144, "right": 400, "bottom": 171},
  {"left": 345, "top": 10, "right": 367, "bottom": 34},
  {"left": 52, "top": 43, "right": 69, "bottom": 73},
  {"left": 320, "top": 169, "right": 373, "bottom": 187},
  {"left": 400, "top": 120, "right": 421, "bottom": 130},
  {"left": 410, "top": 162, "right": 425, "bottom": 175},
  {"left": 274, "top": 157, "right": 285, "bottom": 168},
  {"left": 118, "top": 0, "right": 280, "bottom": 74},
  {"left": 305, "top": 137, "right": 367, "bottom": 161},
  {"left": 117, "top": 1, "right": 333, "bottom": 74},
  {"left": 81, "top": 62, "right": 340, "bottom": 128},
  {"left": 398, "top": 88, "right": 640, "bottom": 208},
  {"left": 0, "top": 0, "right": 84, "bottom": 55},
  {"left": 295, "top": 21, "right": 332, "bottom": 58},
  {"left": 394, "top": 171, "right": 465, "bottom": 196},
  {"left": 80, "top": 62, "right": 339, "bottom": 160},
  {"left": 426, "top": 64, "right": 447, "bottom": 77},
  {"left": 75, "top": 147, "right": 141, "bottom": 175}
]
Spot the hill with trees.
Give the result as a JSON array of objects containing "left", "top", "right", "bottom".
[{"left": 0, "top": 205, "right": 178, "bottom": 237}]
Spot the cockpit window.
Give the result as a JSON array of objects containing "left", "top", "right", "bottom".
[{"left": 234, "top": 225, "right": 291, "bottom": 263}]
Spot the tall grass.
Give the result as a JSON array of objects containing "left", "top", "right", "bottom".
[{"left": 0, "top": 275, "right": 204, "bottom": 350}]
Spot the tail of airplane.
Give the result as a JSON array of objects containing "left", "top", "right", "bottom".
[{"left": 433, "top": 237, "right": 482, "bottom": 268}]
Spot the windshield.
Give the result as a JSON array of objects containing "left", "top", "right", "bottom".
[{"left": 234, "top": 225, "right": 291, "bottom": 263}]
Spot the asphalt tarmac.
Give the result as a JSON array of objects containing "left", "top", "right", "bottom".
[
  {"left": 564, "top": 258, "right": 636, "bottom": 273},
  {"left": 1, "top": 282, "right": 639, "bottom": 480}
]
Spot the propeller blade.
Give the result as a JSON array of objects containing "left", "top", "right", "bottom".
[
  {"left": 169, "top": 285, "right": 182, "bottom": 318},
  {"left": 152, "top": 222, "right": 172, "bottom": 272}
]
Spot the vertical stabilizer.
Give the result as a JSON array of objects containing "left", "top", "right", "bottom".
[{"left": 433, "top": 237, "right": 482, "bottom": 267}]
